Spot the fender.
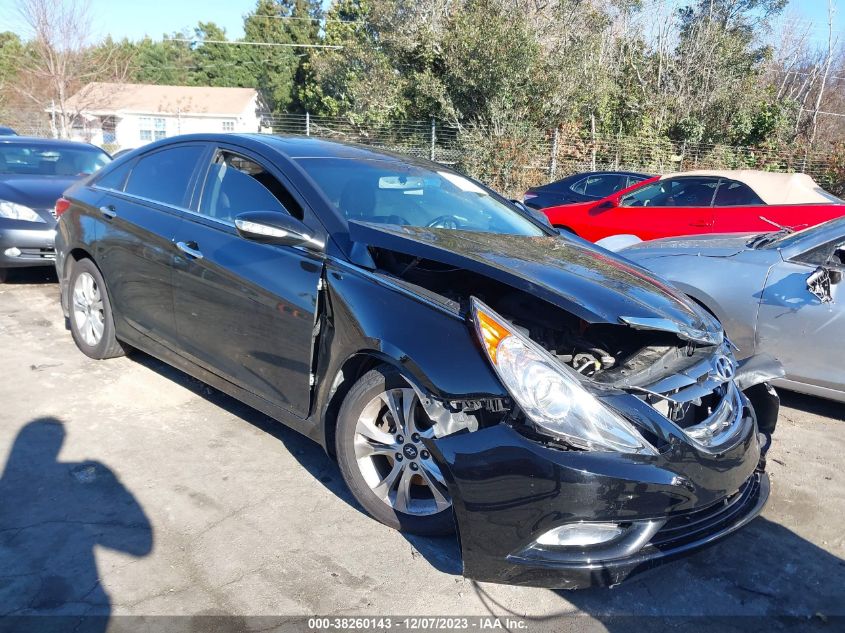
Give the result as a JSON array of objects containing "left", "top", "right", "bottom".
[{"left": 310, "top": 260, "right": 507, "bottom": 447}]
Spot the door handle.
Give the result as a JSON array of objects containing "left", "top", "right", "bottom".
[
  {"left": 99, "top": 205, "right": 117, "bottom": 219},
  {"left": 176, "top": 241, "right": 203, "bottom": 260}
]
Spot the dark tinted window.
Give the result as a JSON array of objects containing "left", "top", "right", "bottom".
[
  {"left": 198, "top": 152, "right": 302, "bottom": 223},
  {"left": 570, "top": 174, "right": 627, "bottom": 198},
  {"left": 124, "top": 145, "right": 204, "bottom": 207},
  {"left": 714, "top": 180, "right": 765, "bottom": 206},
  {"left": 627, "top": 175, "right": 647, "bottom": 187},
  {"left": 621, "top": 177, "right": 720, "bottom": 208},
  {"left": 96, "top": 160, "right": 133, "bottom": 191}
]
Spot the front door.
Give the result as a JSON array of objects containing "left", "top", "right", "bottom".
[
  {"left": 756, "top": 240, "right": 845, "bottom": 392},
  {"left": 171, "top": 147, "right": 323, "bottom": 418}
]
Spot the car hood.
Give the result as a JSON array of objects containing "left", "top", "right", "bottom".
[
  {"left": 622, "top": 232, "right": 759, "bottom": 259},
  {"left": 0, "top": 175, "right": 78, "bottom": 211},
  {"left": 349, "top": 222, "right": 720, "bottom": 340}
]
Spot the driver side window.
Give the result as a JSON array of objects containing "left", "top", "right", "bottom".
[
  {"left": 621, "top": 178, "right": 719, "bottom": 208},
  {"left": 198, "top": 151, "right": 303, "bottom": 224}
]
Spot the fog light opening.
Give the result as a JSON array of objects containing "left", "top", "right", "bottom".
[
  {"left": 536, "top": 522, "right": 628, "bottom": 547},
  {"left": 4, "top": 247, "right": 21, "bottom": 258}
]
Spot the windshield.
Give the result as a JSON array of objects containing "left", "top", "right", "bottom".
[
  {"left": 295, "top": 157, "right": 546, "bottom": 236},
  {"left": 0, "top": 142, "right": 111, "bottom": 176}
]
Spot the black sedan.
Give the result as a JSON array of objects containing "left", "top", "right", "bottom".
[
  {"left": 0, "top": 137, "right": 110, "bottom": 283},
  {"left": 524, "top": 170, "right": 651, "bottom": 209},
  {"left": 55, "top": 135, "right": 778, "bottom": 588}
]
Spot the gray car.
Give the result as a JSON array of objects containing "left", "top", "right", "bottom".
[
  {"left": 619, "top": 217, "right": 845, "bottom": 403},
  {"left": 0, "top": 137, "right": 111, "bottom": 282}
]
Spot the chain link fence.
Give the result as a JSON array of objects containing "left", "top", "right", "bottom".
[
  {"left": 267, "top": 114, "right": 840, "bottom": 196},
  {"left": 8, "top": 111, "right": 840, "bottom": 197}
]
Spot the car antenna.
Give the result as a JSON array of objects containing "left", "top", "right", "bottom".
[{"left": 759, "top": 216, "right": 794, "bottom": 233}]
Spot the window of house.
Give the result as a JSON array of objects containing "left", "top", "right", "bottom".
[
  {"left": 222, "top": 120, "right": 235, "bottom": 132},
  {"left": 139, "top": 117, "right": 167, "bottom": 142},
  {"left": 198, "top": 152, "right": 303, "bottom": 224}
]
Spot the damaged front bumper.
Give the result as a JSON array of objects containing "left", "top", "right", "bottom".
[{"left": 428, "top": 389, "right": 768, "bottom": 589}]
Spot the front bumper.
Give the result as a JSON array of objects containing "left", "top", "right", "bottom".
[
  {"left": 429, "top": 412, "right": 766, "bottom": 589},
  {"left": 0, "top": 221, "right": 56, "bottom": 268}
]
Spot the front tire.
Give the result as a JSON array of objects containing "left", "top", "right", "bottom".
[
  {"left": 335, "top": 366, "right": 454, "bottom": 535},
  {"left": 68, "top": 258, "right": 125, "bottom": 360}
]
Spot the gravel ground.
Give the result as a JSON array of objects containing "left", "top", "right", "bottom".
[{"left": 1, "top": 268, "right": 843, "bottom": 631}]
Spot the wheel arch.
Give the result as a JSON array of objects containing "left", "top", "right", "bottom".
[{"left": 319, "top": 350, "right": 431, "bottom": 458}]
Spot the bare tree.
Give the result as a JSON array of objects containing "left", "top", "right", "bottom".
[{"left": 13, "top": 0, "right": 130, "bottom": 138}]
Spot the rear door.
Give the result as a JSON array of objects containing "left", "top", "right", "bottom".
[
  {"left": 171, "top": 144, "right": 324, "bottom": 418},
  {"left": 588, "top": 176, "right": 718, "bottom": 241},
  {"left": 94, "top": 143, "right": 208, "bottom": 346}
]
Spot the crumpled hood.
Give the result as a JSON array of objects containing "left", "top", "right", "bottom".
[
  {"left": 0, "top": 175, "right": 77, "bottom": 211},
  {"left": 349, "top": 222, "right": 720, "bottom": 337},
  {"left": 622, "top": 232, "right": 758, "bottom": 259}
]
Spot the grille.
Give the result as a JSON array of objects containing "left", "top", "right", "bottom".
[
  {"left": 650, "top": 473, "right": 761, "bottom": 549},
  {"left": 638, "top": 352, "right": 746, "bottom": 451}
]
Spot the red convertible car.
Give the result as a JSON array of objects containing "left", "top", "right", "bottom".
[{"left": 540, "top": 170, "right": 845, "bottom": 242}]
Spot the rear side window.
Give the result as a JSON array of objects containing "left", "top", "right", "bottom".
[
  {"left": 124, "top": 145, "right": 205, "bottom": 207},
  {"left": 96, "top": 161, "right": 133, "bottom": 191},
  {"left": 714, "top": 180, "right": 764, "bottom": 206},
  {"left": 198, "top": 151, "right": 303, "bottom": 224}
]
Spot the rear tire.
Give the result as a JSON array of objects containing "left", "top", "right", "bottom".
[
  {"left": 335, "top": 366, "right": 454, "bottom": 536},
  {"left": 68, "top": 258, "right": 125, "bottom": 360}
]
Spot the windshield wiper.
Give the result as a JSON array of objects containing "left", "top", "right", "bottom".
[
  {"left": 747, "top": 227, "right": 791, "bottom": 249},
  {"left": 759, "top": 216, "right": 794, "bottom": 233}
]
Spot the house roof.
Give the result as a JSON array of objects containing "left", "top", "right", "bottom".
[
  {"left": 65, "top": 83, "right": 258, "bottom": 118},
  {"left": 660, "top": 169, "right": 843, "bottom": 205}
]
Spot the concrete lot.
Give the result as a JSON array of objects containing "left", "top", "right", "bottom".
[{"left": 1, "top": 268, "right": 844, "bottom": 630}]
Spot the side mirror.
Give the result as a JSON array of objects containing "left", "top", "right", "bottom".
[
  {"left": 592, "top": 199, "right": 615, "bottom": 212},
  {"left": 234, "top": 211, "right": 321, "bottom": 249}
]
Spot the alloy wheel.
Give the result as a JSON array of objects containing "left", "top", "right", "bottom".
[
  {"left": 72, "top": 271, "right": 105, "bottom": 347},
  {"left": 354, "top": 388, "right": 451, "bottom": 515}
]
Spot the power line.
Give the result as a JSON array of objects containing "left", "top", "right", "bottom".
[{"left": 169, "top": 38, "right": 342, "bottom": 49}]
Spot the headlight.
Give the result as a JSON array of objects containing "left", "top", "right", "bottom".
[
  {"left": 471, "top": 297, "right": 656, "bottom": 454},
  {"left": 0, "top": 200, "right": 45, "bottom": 223}
]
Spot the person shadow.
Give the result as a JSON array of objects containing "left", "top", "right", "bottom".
[{"left": 0, "top": 418, "right": 152, "bottom": 633}]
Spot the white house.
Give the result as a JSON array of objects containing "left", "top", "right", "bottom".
[{"left": 62, "top": 82, "right": 266, "bottom": 149}]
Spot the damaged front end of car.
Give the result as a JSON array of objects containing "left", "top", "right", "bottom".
[{"left": 321, "top": 222, "right": 783, "bottom": 588}]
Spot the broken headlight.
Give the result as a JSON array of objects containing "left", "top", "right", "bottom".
[{"left": 471, "top": 298, "right": 656, "bottom": 455}]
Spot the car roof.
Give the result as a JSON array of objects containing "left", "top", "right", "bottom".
[
  {"left": 0, "top": 136, "right": 105, "bottom": 151},
  {"left": 660, "top": 169, "right": 843, "bottom": 205}
]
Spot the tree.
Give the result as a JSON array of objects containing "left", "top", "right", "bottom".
[
  {"left": 192, "top": 23, "right": 257, "bottom": 88},
  {"left": 243, "top": 0, "right": 321, "bottom": 114},
  {"left": 14, "top": 0, "right": 101, "bottom": 137}
]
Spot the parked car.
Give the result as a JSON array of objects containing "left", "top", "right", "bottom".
[
  {"left": 618, "top": 217, "right": 845, "bottom": 403},
  {"left": 542, "top": 170, "right": 845, "bottom": 242},
  {"left": 0, "top": 137, "right": 110, "bottom": 283},
  {"left": 0, "top": 126, "right": 17, "bottom": 136},
  {"left": 56, "top": 134, "right": 780, "bottom": 588},
  {"left": 523, "top": 170, "right": 651, "bottom": 209}
]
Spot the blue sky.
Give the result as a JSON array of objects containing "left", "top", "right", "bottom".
[{"left": 0, "top": 0, "right": 840, "bottom": 43}]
